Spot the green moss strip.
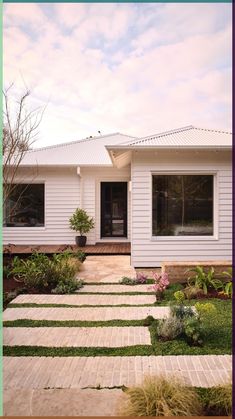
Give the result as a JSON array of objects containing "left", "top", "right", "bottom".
[
  {"left": 3, "top": 319, "right": 145, "bottom": 328},
  {"left": 8, "top": 303, "right": 154, "bottom": 308}
]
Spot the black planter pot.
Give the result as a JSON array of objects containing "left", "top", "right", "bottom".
[{"left": 75, "top": 236, "right": 87, "bottom": 247}]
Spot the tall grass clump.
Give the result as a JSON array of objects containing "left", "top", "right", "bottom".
[
  {"left": 118, "top": 375, "right": 202, "bottom": 416},
  {"left": 207, "top": 383, "right": 232, "bottom": 416}
]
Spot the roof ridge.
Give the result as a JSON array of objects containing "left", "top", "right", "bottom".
[
  {"left": 27, "top": 132, "right": 129, "bottom": 153},
  {"left": 129, "top": 125, "right": 194, "bottom": 145},
  {"left": 193, "top": 126, "right": 232, "bottom": 135}
]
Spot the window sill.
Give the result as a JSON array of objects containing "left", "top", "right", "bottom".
[
  {"left": 3, "top": 226, "right": 46, "bottom": 230},
  {"left": 151, "top": 235, "right": 218, "bottom": 241}
]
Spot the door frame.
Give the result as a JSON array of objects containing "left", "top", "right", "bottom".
[{"left": 100, "top": 181, "right": 128, "bottom": 238}]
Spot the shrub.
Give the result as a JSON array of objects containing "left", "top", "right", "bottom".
[
  {"left": 170, "top": 304, "right": 195, "bottom": 320},
  {"left": 119, "top": 277, "right": 136, "bottom": 285},
  {"left": 69, "top": 208, "right": 94, "bottom": 235},
  {"left": 184, "top": 317, "right": 203, "bottom": 346},
  {"left": 207, "top": 383, "right": 232, "bottom": 416},
  {"left": 173, "top": 290, "right": 185, "bottom": 304},
  {"left": 184, "top": 285, "right": 203, "bottom": 300},
  {"left": 149, "top": 272, "right": 169, "bottom": 300},
  {"left": 118, "top": 375, "right": 202, "bottom": 416},
  {"left": 136, "top": 272, "right": 148, "bottom": 284},
  {"left": 52, "top": 279, "right": 83, "bottom": 294},
  {"left": 157, "top": 316, "right": 184, "bottom": 341},
  {"left": 195, "top": 302, "right": 216, "bottom": 319},
  {"left": 10, "top": 252, "right": 83, "bottom": 293},
  {"left": 143, "top": 315, "right": 155, "bottom": 326}
]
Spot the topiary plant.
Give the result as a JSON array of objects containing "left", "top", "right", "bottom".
[{"left": 69, "top": 208, "right": 95, "bottom": 246}]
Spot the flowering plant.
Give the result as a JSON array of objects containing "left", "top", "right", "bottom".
[
  {"left": 136, "top": 272, "right": 148, "bottom": 284},
  {"left": 149, "top": 272, "right": 169, "bottom": 300}
]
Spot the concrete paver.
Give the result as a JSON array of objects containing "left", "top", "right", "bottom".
[
  {"left": 78, "top": 255, "right": 135, "bottom": 283},
  {"left": 11, "top": 293, "right": 156, "bottom": 305},
  {"left": 3, "top": 388, "right": 123, "bottom": 416},
  {"left": 4, "top": 355, "right": 232, "bottom": 390},
  {"left": 3, "top": 306, "right": 170, "bottom": 321},
  {"left": 4, "top": 327, "right": 151, "bottom": 347}
]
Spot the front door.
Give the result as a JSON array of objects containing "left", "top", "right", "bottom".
[{"left": 101, "top": 182, "right": 127, "bottom": 238}]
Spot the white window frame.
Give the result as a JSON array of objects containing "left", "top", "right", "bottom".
[{"left": 151, "top": 171, "right": 218, "bottom": 241}]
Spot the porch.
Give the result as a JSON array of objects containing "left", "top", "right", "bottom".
[{"left": 3, "top": 242, "right": 131, "bottom": 255}]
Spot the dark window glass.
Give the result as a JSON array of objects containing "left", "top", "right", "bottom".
[
  {"left": 4, "top": 184, "right": 45, "bottom": 227},
  {"left": 152, "top": 175, "right": 213, "bottom": 236}
]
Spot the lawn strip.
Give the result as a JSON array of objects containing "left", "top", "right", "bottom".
[
  {"left": 8, "top": 303, "right": 155, "bottom": 308},
  {"left": 3, "top": 319, "right": 145, "bottom": 327}
]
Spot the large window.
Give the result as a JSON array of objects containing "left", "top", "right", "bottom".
[
  {"left": 152, "top": 175, "right": 213, "bottom": 236},
  {"left": 4, "top": 184, "right": 45, "bottom": 227}
]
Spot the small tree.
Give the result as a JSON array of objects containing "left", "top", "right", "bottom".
[{"left": 69, "top": 208, "right": 95, "bottom": 236}]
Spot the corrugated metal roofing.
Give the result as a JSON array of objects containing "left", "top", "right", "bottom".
[
  {"left": 125, "top": 126, "right": 232, "bottom": 148},
  {"left": 20, "top": 133, "right": 136, "bottom": 166}
]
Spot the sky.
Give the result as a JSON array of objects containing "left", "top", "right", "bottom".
[{"left": 3, "top": 3, "right": 232, "bottom": 148}]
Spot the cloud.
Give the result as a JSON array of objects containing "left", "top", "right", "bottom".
[{"left": 3, "top": 3, "right": 232, "bottom": 147}]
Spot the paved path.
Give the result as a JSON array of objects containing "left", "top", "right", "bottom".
[
  {"left": 3, "top": 306, "right": 170, "bottom": 321},
  {"left": 4, "top": 355, "right": 232, "bottom": 389},
  {"left": 78, "top": 256, "right": 135, "bottom": 283},
  {"left": 4, "top": 327, "right": 151, "bottom": 347},
  {"left": 80, "top": 284, "right": 154, "bottom": 293},
  {"left": 12, "top": 294, "right": 155, "bottom": 306}
]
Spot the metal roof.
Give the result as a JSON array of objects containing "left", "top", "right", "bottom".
[
  {"left": 20, "top": 133, "right": 136, "bottom": 166},
  {"left": 125, "top": 126, "right": 232, "bottom": 148}
]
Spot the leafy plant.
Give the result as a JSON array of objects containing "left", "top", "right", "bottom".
[
  {"left": 207, "top": 383, "right": 232, "bottom": 416},
  {"left": 222, "top": 268, "right": 232, "bottom": 298},
  {"left": 52, "top": 279, "right": 83, "bottom": 294},
  {"left": 119, "top": 276, "right": 136, "bottom": 285},
  {"left": 183, "top": 285, "right": 203, "bottom": 300},
  {"left": 157, "top": 316, "right": 184, "bottom": 341},
  {"left": 173, "top": 290, "right": 185, "bottom": 304},
  {"left": 170, "top": 304, "right": 195, "bottom": 320},
  {"left": 184, "top": 317, "right": 203, "bottom": 346},
  {"left": 118, "top": 375, "right": 202, "bottom": 416},
  {"left": 195, "top": 302, "right": 216, "bottom": 319},
  {"left": 143, "top": 315, "right": 155, "bottom": 326},
  {"left": 187, "top": 266, "right": 223, "bottom": 294},
  {"left": 69, "top": 208, "right": 94, "bottom": 236}
]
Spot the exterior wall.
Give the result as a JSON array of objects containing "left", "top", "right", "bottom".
[
  {"left": 3, "top": 167, "right": 81, "bottom": 245},
  {"left": 80, "top": 166, "right": 131, "bottom": 244},
  {"left": 131, "top": 150, "right": 232, "bottom": 267}
]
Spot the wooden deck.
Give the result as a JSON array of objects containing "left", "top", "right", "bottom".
[{"left": 3, "top": 242, "right": 131, "bottom": 255}]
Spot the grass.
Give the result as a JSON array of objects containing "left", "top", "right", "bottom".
[{"left": 3, "top": 319, "right": 145, "bottom": 327}]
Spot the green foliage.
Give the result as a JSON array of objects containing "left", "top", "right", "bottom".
[
  {"left": 207, "top": 383, "right": 232, "bottom": 416},
  {"left": 69, "top": 208, "right": 95, "bottom": 235},
  {"left": 195, "top": 302, "right": 216, "bottom": 319},
  {"left": 3, "top": 264, "right": 12, "bottom": 278},
  {"left": 184, "top": 317, "right": 203, "bottom": 346},
  {"left": 157, "top": 316, "right": 184, "bottom": 341},
  {"left": 187, "top": 266, "right": 223, "bottom": 294},
  {"left": 183, "top": 285, "right": 202, "bottom": 300},
  {"left": 224, "top": 281, "right": 232, "bottom": 298},
  {"left": 119, "top": 276, "right": 136, "bottom": 285},
  {"left": 52, "top": 279, "right": 84, "bottom": 294},
  {"left": 143, "top": 315, "right": 155, "bottom": 326},
  {"left": 170, "top": 304, "right": 195, "bottom": 320},
  {"left": 119, "top": 375, "right": 202, "bottom": 416},
  {"left": 10, "top": 252, "right": 82, "bottom": 293},
  {"left": 173, "top": 290, "right": 185, "bottom": 304},
  {"left": 222, "top": 267, "right": 232, "bottom": 279}
]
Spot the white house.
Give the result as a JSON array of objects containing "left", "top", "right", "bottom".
[{"left": 3, "top": 126, "right": 232, "bottom": 267}]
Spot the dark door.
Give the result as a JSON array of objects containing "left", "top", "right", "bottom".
[{"left": 101, "top": 182, "right": 127, "bottom": 238}]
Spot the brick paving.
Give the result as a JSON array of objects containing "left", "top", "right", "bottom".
[
  {"left": 3, "top": 306, "right": 170, "bottom": 321},
  {"left": 12, "top": 293, "right": 156, "bottom": 306},
  {"left": 3, "top": 355, "right": 232, "bottom": 389},
  {"left": 4, "top": 327, "right": 151, "bottom": 347}
]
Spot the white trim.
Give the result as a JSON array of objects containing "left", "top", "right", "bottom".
[{"left": 150, "top": 171, "right": 218, "bottom": 241}]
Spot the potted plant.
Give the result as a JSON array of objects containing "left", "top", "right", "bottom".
[{"left": 69, "top": 208, "right": 95, "bottom": 247}]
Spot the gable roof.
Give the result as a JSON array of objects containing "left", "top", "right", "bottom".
[
  {"left": 107, "top": 126, "right": 232, "bottom": 149},
  {"left": 20, "top": 133, "right": 136, "bottom": 166}
]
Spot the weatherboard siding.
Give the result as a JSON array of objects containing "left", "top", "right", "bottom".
[
  {"left": 3, "top": 167, "right": 81, "bottom": 245},
  {"left": 131, "top": 150, "right": 232, "bottom": 267}
]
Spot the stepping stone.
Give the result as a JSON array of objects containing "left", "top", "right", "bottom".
[
  {"left": 79, "top": 285, "right": 154, "bottom": 293},
  {"left": 3, "top": 355, "right": 232, "bottom": 390},
  {"left": 4, "top": 327, "right": 151, "bottom": 347},
  {"left": 3, "top": 306, "right": 170, "bottom": 321},
  {"left": 11, "top": 294, "right": 156, "bottom": 306}
]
